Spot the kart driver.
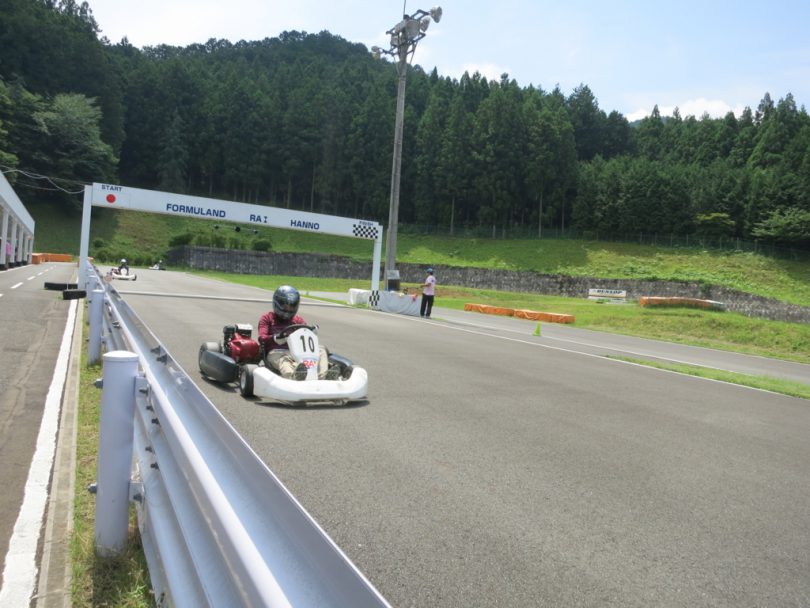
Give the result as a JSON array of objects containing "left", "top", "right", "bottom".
[
  {"left": 258, "top": 285, "right": 329, "bottom": 380},
  {"left": 118, "top": 258, "right": 129, "bottom": 274}
]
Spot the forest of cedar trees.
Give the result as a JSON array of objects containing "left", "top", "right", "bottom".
[{"left": 1, "top": 0, "right": 809, "bottom": 249}]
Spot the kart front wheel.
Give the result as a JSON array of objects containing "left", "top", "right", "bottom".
[
  {"left": 198, "top": 341, "right": 222, "bottom": 377},
  {"left": 239, "top": 364, "right": 258, "bottom": 397},
  {"left": 200, "top": 341, "right": 221, "bottom": 354}
]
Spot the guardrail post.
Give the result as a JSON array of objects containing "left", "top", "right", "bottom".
[
  {"left": 88, "top": 288, "right": 104, "bottom": 364},
  {"left": 95, "top": 350, "right": 139, "bottom": 557}
]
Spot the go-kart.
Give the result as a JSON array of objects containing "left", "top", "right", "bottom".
[
  {"left": 108, "top": 266, "right": 138, "bottom": 281},
  {"left": 198, "top": 323, "right": 368, "bottom": 405}
]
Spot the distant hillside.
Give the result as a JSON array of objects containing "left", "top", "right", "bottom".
[{"left": 30, "top": 199, "right": 91, "bottom": 255}]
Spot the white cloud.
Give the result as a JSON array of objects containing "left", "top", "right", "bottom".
[{"left": 626, "top": 97, "right": 746, "bottom": 121}]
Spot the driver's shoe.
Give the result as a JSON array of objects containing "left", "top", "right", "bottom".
[{"left": 294, "top": 363, "right": 308, "bottom": 380}]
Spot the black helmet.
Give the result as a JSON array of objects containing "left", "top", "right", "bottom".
[{"left": 273, "top": 285, "right": 300, "bottom": 321}]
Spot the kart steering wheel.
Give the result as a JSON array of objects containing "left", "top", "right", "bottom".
[{"left": 273, "top": 323, "right": 317, "bottom": 340}]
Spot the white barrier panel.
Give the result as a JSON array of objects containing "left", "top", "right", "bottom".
[
  {"left": 369, "top": 291, "right": 421, "bottom": 316},
  {"left": 348, "top": 289, "right": 372, "bottom": 305}
]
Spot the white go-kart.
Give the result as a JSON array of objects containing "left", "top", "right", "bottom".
[
  {"left": 198, "top": 323, "right": 368, "bottom": 406},
  {"left": 108, "top": 266, "right": 138, "bottom": 281}
]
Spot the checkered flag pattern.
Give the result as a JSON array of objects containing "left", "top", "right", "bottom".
[
  {"left": 352, "top": 224, "right": 379, "bottom": 239},
  {"left": 368, "top": 290, "right": 381, "bottom": 308}
]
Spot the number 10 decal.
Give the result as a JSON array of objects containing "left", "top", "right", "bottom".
[{"left": 299, "top": 334, "right": 316, "bottom": 353}]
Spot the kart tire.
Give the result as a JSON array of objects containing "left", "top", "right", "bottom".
[
  {"left": 201, "top": 341, "right": 221, "bottom": 353},
  {"left": 62, "top": 289, "right": 87, "bottom": 300},
  {"left": 240, "top": 364, "right": 257, "bottom": 398},
  {"left": 198, "top": 341, "right": 222, "bottom": 377}
]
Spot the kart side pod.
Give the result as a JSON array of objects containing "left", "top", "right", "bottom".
[{"left": 198, "top": 342, "right": 239, "bottom": 382}]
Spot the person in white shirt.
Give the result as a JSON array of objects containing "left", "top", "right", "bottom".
[{"left": 419, "top": 267, "right": 436, "bottom": 318}]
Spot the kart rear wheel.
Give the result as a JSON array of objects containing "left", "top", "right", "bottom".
[{"left": 240, "top": 364, "right": 257, "bottom": 397}]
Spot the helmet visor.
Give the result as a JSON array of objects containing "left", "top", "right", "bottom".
[{"left": 277, "top": 301, "right": 297, "bottom": 315}]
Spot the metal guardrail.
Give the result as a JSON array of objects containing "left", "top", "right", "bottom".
[{"left": 86, "top": 266, "right": 390, "bottom": 607}]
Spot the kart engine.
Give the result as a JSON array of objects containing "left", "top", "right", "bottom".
[{"left": 222, "top": 323, "right": 261, "bottom": 363}]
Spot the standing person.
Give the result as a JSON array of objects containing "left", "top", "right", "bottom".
[
  {"left": 258, "top": 285, "right": 328, "bottom": 379},
  {"left": 419, "top": 267, "right": 436, "bottom": 318}
]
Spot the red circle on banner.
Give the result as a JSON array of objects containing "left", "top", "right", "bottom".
[{"left": 106, "top": 194, "right": 116, "bottom": 203}]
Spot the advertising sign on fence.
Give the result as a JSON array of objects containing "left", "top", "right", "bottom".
[{"left": 588, "top": 288, "right": 627, "bottom": 301}]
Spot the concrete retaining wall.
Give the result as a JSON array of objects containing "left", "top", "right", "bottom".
[{"left": 166, "top": 246, "right": 810, "bottom": 324}]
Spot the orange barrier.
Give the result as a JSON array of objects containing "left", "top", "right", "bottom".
[
  {"left": 463, "top": 303, "right": 514, "bottom": 316},
  {"left": 31, "top": 253, "right": 74, "bottom": 264},
  {"left": 514, "top": 309, "right": 575, "bottom": 324},
  {"left": 464, "top": 303, "right": 575, "bottom": 324},
  {"left": 463, "top": 303, "right": 491, "bottom": 314},
  {"left": 639, "top": 296, "right": 726, "bottom": 311}
]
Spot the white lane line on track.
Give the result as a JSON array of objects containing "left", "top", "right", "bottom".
[
  {"left": 26, "top": 275, "right": 35, "bottom": 281},
  {"left": 413, "top": 314, "right": 793, "bottom": 395},
  {"left": 0, "top": 299, "right": 78, "bottom": 606},
  {"left": 435, "top": 313, "right": 806, "bottom": 376},
  {"left": 112, "top": 290, "right": 343, "bottom": 310},
  {"left": 114, "top": 289, "right": 273, "bottom": 303},
  {"left": 11, "top": 282, "right": 22, "bottom": 289}
]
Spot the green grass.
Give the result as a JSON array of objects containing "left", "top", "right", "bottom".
[
  {"left": 609, "top": 356, "right": 810, "bottom": 400},
  {"left": 73, "top": 336, "right": 154, "bottom": 607}
]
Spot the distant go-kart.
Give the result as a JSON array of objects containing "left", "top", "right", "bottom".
[
  {"left": 198, "top": 323, "right": 368, "bottom": 405},
  {"left": 108, "top": 266, "right": 137, "bottom": 281}
]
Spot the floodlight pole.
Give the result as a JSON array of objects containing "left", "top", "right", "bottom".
[
  {"left": 385, "top": 50, "right": 408, "bottom": 290},
  {"left": 373, "top": 7, "right": 442, "bottom": 290}
]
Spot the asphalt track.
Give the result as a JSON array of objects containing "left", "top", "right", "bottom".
[
  {"left": 0, "top": 263, "right": 76, "bottom": 598},
  {"left": 113, "top": 270, "right": 810, "bottom": 608}
]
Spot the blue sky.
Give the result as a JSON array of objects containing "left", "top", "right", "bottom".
[{"left": 88, "top": 0, "right": 810, "bottom": 121}]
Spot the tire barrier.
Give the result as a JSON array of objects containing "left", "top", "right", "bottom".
[
  {"left": 463, "top": 303, "right": 575, "bottom": 324},
  {"left": 639, "top": 296, "right": 726, "bottom": 311},
  {"left": 62, "top": 289, "right": 87, "bottom": 300},
  {"left": 44, "top": 281, "right": 79, "bottom": 290}
]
